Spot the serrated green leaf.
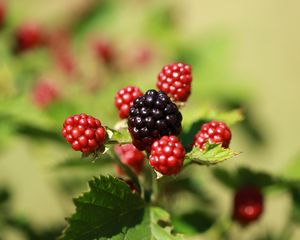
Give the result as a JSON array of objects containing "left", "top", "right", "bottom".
[
  {"left": 60, "top": 176, "right": 145, "bottom": 240},
  {"left": 184, "top": 143, "right": 239, "bottom": 166},
  {"left": 60, "top": 176, "right": 181, "bottom": 240}
]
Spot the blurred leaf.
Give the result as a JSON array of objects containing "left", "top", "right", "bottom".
[
  {"left": 283, "top": 152, "right": 300, "bottom": 180},
  {"left": 184, "top": 143, "right": 240, "bottom": 166},
  {"left": 61, "top": 176, "right": 181, "bottom": 240},
  {"left": 6, "top": 217, "right": 63, "bottom": 240},
  {"left": 213, "top": 167, "right": 281, "bottom": 190},
  {"left": 161, "top": 178, "right": 214, "bottom": 206},
  {"left": 0, "top": 188, "right": 10, "bottom": 205},
  {"left": 54, "top": 155, "right": 111, "bottom": 169},
  {"left": 173, "top": 210, "right": 216, "bottom": 235},
  {"left": 71, "top": 0, "right": 117, "bottom": 41},
  {"left": 16, "top": 124, "right": 64, "bottom": 143},
  {"left": 290, "top": 187, "right": 300, "bottom": 224},
  {"left": 212, "top": 168, "right": 237, "bottom": 189},
  {"left": 236, "top": 167, "right": 278, "bottom": 189}
]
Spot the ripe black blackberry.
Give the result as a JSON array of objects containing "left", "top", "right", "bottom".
[{"left": 128, "top": 90, "right": 182, "bottom": 151}]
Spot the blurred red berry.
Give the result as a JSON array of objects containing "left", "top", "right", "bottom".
[
  {"left": 14, "top": 23, "right": 44, "bottom": 53},
  {"left": 0, "top": 1, "right": 6, "bottom": 29},
  {"left": 233, "top": 186, "right": 264, "bottom": 225},
  {"left": 157, "top": 62, "right": 192, "bottom": 102},
  {"left": 47, "top": 30, "right": 76, "bottom": 75},
  {"left": 149, "top": 135, "right": 185, "bottom": 175},
  {"left": 115, "top": 86, "right": 143, "bottom": 119},
  {"left": 32, "top": 80, "right": 59, "bottom": 108},
  {"left": 93, "top": 38, "right": 114, "bottom": 64},
  {"left": 194, "top": 120, "right": 232, "bottom": 150},
  {"left": 114, "top": 144, "right": 145, "bottom": 175},
  {"left": 62, "top": 114, "right": 106, "bottom": 153},
  {"left": 118, "top": 178, "right": 140, "bottom": 194}
]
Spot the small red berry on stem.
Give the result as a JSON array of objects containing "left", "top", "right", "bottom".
[
  {"left": 194, "top": 120, "right": 232, "bottom": 150},
  {"left": 62, "top": 114, "right": 106, "bottom": 153},
  {"left": 31, "top": 80, "right": 59, "bottom": 108},
  {"left": 233, "top": 186, "right": 264, "bottom": 225},
  {"left": 114, "top": 144, "right": 145, "bottom": 175},
  {"left": 13, "top": 23, "right": 44, "bottom": 54},
  {"left": 115, "top": 86, "right": 143, "bottom": 119},
  {"left": 157, "top": 62, "right": 192, "bottom": 102},
  {"left": 149, "top": 136, "right": 185, "bottom": 175}
]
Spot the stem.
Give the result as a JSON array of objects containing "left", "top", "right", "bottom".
[
  {"left": 107, "top": 150, "right": 141, "bottom": 193},
  {"left": 151, "top": 169, "right": 159, "bottom": 203}
]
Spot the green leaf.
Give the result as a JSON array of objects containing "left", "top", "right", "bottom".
[
  {"left": 282, "top": 152, "right": 300, "bottom": 180},
  {"left": 124, "top": 207, "right": 182, "bottom": 240},
  {"left": 213, "top": 167, "right": 282, "bottom": 190},
  {"left": 173, "top": 210, "right": 215, "bottom": 235},
  {"left": 61, "top": 176, "right": 144, "bottom": 240},
  {"left": 105, "top": 127, "right": 132, "bottom": 145},
  {"left": 61, "top": 176, "right": 182, "bottom": 240},
  {"left": 184, "top": 143, "right": 240, "bottom": 166}
]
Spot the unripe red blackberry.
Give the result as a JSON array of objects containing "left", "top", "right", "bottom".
[
  {"left": 31, "top": 80, "right": 59, "bottom": 108},
  {"left": 114, "top": 144, "right": 145, "bottom": 175},
  {"left": 13, "top": 23, "right": 44, "bottom": 54},
  {"left": 47, "top": 30, "right": 76, "bottom": 75},
  {"left": 93, "top": 38, "right": 114, "bottom": 64},
  {"left": 157, "top": 62, "right": 192, "bottom": 102},
  {"left": 194, "top": 120, "right": 231, "bottom": 150},
  {"left": 115, "top": 86, "right": 143, "bottom": 119},
  {"left": 0, "top": 1, "right": 6, "bottom": 29},
  {"left": 62, "top": 114, "right": 106, "bottom": 153},
  {"left": 233, "top": 186, "right": 264, "bottom": 225},
  {"left": 128, "top": 90, "right": 182, "bottom": 151},
  {"left": 149, "top": 136, "right": 185, "bottom": 175}
]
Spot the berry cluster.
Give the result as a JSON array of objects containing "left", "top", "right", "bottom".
[
  {"left": 62, "top": 62, "right": 235, "bottom": 177},
  {"left": 233, "top": 186, "right": 264, "bottom": 225},
  {"left": 115, "top": 86, "right": 143, "bottom": 119},
  {"left": 157, "top": 62, "right": 192, "bottom": 102},
  {"left": 114, "top": 144, "right": 145, "bottom": 175},
  {"left": 128, "top": 89, "right": 182, "bottom": 152},
  {"left": 150, "top": 136, "right": 185, "bottom": 175},
  {"left": 194, "top": 120, "right": 231, "bottom": 150},
  {"left": 62, "top": 114, "right": 106, "bottom": 153}
]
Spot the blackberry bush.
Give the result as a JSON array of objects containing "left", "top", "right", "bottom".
[{"left": 59, "top": 62, "right": 243, "bottom": 240}]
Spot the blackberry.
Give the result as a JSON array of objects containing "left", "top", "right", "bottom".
[
  {"left": 62, "top": 114, "right": 106, "bottom": 153},
  {"left": 150, "top": 136, "right": 185, "bottom": 175},
  {"left": 128, "top": 89, "right": 182, "bottom": 151},
  {"left": 157, "top": 62, "right": 192, "bottom": 102},
  {"left": 194, "top": 120, "right": 232, "bottom": 150}
]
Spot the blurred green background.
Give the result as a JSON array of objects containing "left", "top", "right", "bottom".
[{"left": 0, "top": 0, "right": 300, "bottom": 239}]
